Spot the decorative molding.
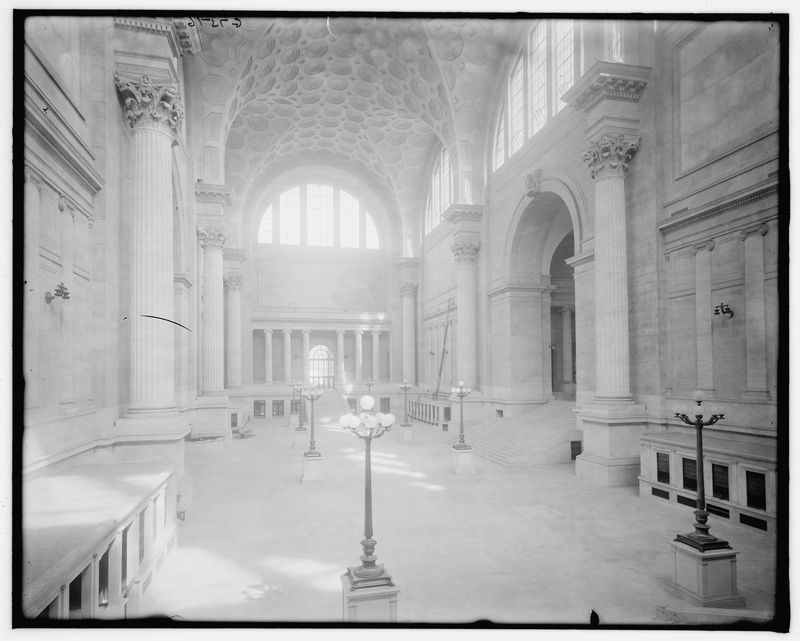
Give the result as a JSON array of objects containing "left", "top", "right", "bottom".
[
  {"left": 113, "top": 17, "right": 188, "bottom": 59},
  {"left": 283, "top": 329, "right": 292, "bottom": 335},
  {"left": 487, "top": 284, "right": 551, "bottom": 300},
  {"left": 444, "top": 203, "right": 483, "bottom": 226},
  {"left": 174, "top": 273, "right": 193, "bottom": 289},
  {"left": 224, "top": 275, "right": 243, "bottom": 290},
  {"left": 583, "top": 134, "right": 640, "bottom": 180},
  {"left": 450, "top": 241, "right": 480, "bottom": 263},
  {"left": 659, "top": 184, "right": 779, "bottom": 234},
  {"left": 563, "top": 60, "right": 651, "bottom": 113},
  {"left": 691, "top": 239, "right": 715, "bottom": 255},
  {"left": 197, "top": 225, "right": 227, "bottom": 249},
  {"left": 171, "top": 18, "right": 202, "bottom": 57},
  {"left": 400, "top": 282, "right": 418, "bottom": 295},
  {"left": 114, "top": 74, "right": 184, "bottom": 132},
  {"left": 195, "top": 182, "right": 234, "bottom": 206},
  {"left": 739, "top": 223, "right": 769, "bottom": 241},
  {"left": 223, "top": 247, "right": 248, "bottom": 263}
]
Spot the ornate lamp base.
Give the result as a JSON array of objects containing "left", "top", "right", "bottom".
[
  {"left": 304, "top": 450, "right": 322, "bottom": 458},
  {"left": 675, "top": 533, "right": 731, "bottom": 552},
  {"left": 345, "top": 564, "right": 394, "bottom": 590},
  {"left": 452, "top": 442, "right": 472, "bottom": 451}
]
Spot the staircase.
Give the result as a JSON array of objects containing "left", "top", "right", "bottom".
[
  {"left": 456, "top": 401, "right": 580, "bottom": 466},
  {"left": 305, "top": 389, "right": 350, "bottom": 426}
]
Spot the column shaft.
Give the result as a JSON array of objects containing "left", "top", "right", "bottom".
[
  {"left": 743, "top": 227, "right": 768, "bottom": 393},
  {"left": 302, "top": 330, "right": 311, "bottom": 383},
  {"left": 128, "top": 125, "right": 175, "bottom": 410},
  {"left": 225, "top": 277, "right": 242, "bottom": 387},
  {"left": 401, "top": 285, "right": 417, "bottom": 384},
  {"left": 283, "top": 329, "right": 292, "bottom": 382},
  {"left": 337, "top": 330, "right": 345, "bottom": 386},
  {"left": 355, "top": 331, "right": 363, "bottom": 381},
  {"left": 59, "top": 206, "right": 75, "bottom": 403},
  {"left": 561, "top": 306, "right": 573, "bottom": 384},
  {"left": 372, "top": 330, "right": 381, "bottom": 381},
  {"left": 24, "top": 171, "right": 41, "bottom": 407},
  {"left": 264, "top": 330, "right": 273, "bottom": 383},
  {"left": 200, "top": 229, "right": 226, "bottom": 393},
  {"left": 694, "top": 244, "right": 714, "bottom": 392},
  {"left": 451, "top": 243, "right": 479, "bottom": 387}
]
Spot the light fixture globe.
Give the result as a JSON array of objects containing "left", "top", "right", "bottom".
[
  {"left": 360, "top": 395, "right": 376, "bottom": 411},
  {"left": 349, "top": 415, "right": 360, "bottom": 429},
  {"left": 340, "top": 414, "right": 352, "bottom": 428},
  {"left": 365, "top": 415, "right": 378, "bottom": 429},
  {"left": 382, "top": 413, "right": 395, "bottom": 427}
]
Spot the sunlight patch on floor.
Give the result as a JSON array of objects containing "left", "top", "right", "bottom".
[{"left": 257, "top": 554, "right": 343, "bottom": 593}]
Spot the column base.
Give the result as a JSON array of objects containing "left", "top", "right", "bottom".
[
  {"left": 575, "top": 401, "right": 647, "bottom": 487},
  {"left": 669, "top": 540, "right": 745, "bottom": 608},
  {"left": 301, "top": 454, "right": 324, "bottom": 482},
  {"left": 451, "top": 446, "right": 476, "bottom": 474},
  {"left": 341, "top": 573, "right": 399, "bottom": 622},
  {"left": 192, "top": 396, "right": 232, "bottom": 442}
]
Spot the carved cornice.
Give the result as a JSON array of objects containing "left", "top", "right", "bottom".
[
  {"left": 114, "top": 74, "right": 184, "bottom": 133},
  {"left": 197, "top": 225, "right": 227, "bottom": 249},
  {"left": 114, "top": 17, "right": 198, "bottom": 59},
  {"left": 444, "top": 203, "right": 483, "bottom": 226},
  {"left": 171, "top": 18, "right": 202, "bottom": 57},
  {"left": 400, "top": 282, "right": 418, "bottom": 295},
  {"left": 563, "top": 60, "right": 651, "bottom": 113},
  {"left": 584, "top": 134, "right": 640, "bottom": 180},
  {"left": 224, "top": 275, "right": 243, "bottom": 290},
  {"left": 659, "top": 184, "right": 779, "bottom": 235},
  {"left": 195, "top": 183, "right": 234, "bottom": 206},
  {"left": 450, "top": 241, "right": 480, "bottom": 263}
]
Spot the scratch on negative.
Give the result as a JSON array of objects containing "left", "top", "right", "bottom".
[{"left": 140, "top": 314, "right": 192, "bottom": 332}]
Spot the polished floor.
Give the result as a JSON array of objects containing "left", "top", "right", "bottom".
[{"left": 139, "top": 404, "right": 777, "bottom": 624}]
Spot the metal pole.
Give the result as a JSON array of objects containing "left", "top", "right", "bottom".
[
  {"left": 459, "top": 393, "right": 465, "bottom": 446},
  {"left": 309, "top": 397, "right": 316, "bottom": 453},
  {"left": 364, "top": 436, "right": 372, "bottom": 541},
  {"left": 695, "top": 416, "right": 706, "bottom": 512}
]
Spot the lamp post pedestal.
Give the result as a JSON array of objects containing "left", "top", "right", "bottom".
[
  {"left": 341, "top": 574, "right": 399, "bottom": 622},
  {"left": 451, "top": 446, "right": 476, "bottom": 475},
  {"left": 669, "top": 541, "right": 744, "bottom": 608},
  {"left": 301, "top": 452, "right": 324, "bottom": 483}
]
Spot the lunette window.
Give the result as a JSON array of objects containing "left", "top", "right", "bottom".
[{"left": 424, "top": 147, "right": 453, "bottom": 235}]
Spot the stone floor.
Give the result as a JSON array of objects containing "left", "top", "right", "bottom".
[{"left": 139, "top": 410, "right": 777, "bottom": 625}]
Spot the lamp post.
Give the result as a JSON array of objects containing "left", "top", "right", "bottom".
[
  {"left": 291, "top": 380, "right": 306, "bottom": 431},
  {"left": 366, "top": 379, "right": 374, "bottom": 397},
  {"left": 451, "top": 381, "right": 471, "bottom": 450},
  {"left": 302, "top": 386, "right": 323, "bottom": 457},
  {"left": 398, "top": 381, "right": 413, "bottom": 427},
  {"left": 339, "top": 396, "right": 396, "bottom": 588},
  {"left": 674, "top": 391, "right": 729, "bottom": 551}
]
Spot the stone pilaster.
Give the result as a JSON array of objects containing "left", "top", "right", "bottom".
[
  {"left": 337, "top": 330, "right": 345, "bottom": 386},
  {"left": 302, "top": 329, "right": 311, "bottom": 383},
  {"left": 450, "top": 241, "right": 480, "bottom": 388},
  {"left": 283, "top": 329, "right": 292, "bottom": 382},
  {"left": 264, "top": 329, "right": 273, "bottom": 384},
  {"left": 562, "top": 305, "right": 574, "bottom": 385},
  {"left": 355, "top": 330, "right": 363, "bottom": 381},
  {"left": 198, "top": 226, "right": 226, "bottom": 393},
  {"left": 693, "top": 241, "right": 715, "bottom": 393},
  {"left": 371, "top": 330, "right": 381, "bottom": 381},
  {"left": 24, "top": 168, "right": 42, "bottom": 408},
  {"left": 115, "top": 74, "right": 183, "bottom": 412},
  {"left": 59, "top": 198, "right": 76, "bottom": 404},
  {"left": 741, "top": 224, "right": 770, "bottom": 398},
  {"left": 224, "top": 275, "right": 243, "bottom": 388},
  {"left": 401, "top": 283, "right": 418, "bottom": 384}
]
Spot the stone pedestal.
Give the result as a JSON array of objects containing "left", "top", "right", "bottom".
[
  {"left": 302, "top": 453, "right": 324, "bottom": 482},
  {"left": 575, "top": 402, "right": 646, "bottom": 486},
  {"left": 400, "top": 425, "right": 415, "bottom": 442},
  {"left": 192, "top": 395, "right": 232, "bottom": 442},
  {"left": 451, "top": 446, "right": 476, "bottom": 474},
  {"left": 670, "top": 540, "right": 745, "bottom": 608},
  {"left": 341, "top": 574, "right": 399, "bottom": 623}
]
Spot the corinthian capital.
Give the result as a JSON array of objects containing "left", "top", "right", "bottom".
[
  {"left": 583, "top": 134, "right": 640, "bottom": 180},
  {"left": 224, "top": 275, "right": 243, "bottom": 290},
  {"left": 197, "top": 225, "right": 227, "bottom": 249},
  {"left": 450, "top": 241, "right": 480, "bottom": 263},
  {"left": 115, "top": 74, "right": 184, "bottom": 132},
  {"left": 400, "top": 282, "right": 418, "bottom": 295}
]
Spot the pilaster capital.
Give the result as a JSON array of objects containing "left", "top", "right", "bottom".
[
  {"left": 282, "top": 329, "right": 292, "bottom": 336},
  {"left": 197, "top": 225, "right": 227, "bottom": 249},
  {"left": 739, "top": 223, "right": 769, "bottom": 241},
  {"left": 114, "top": 74, "right": 184, "bottom": 133},
  {"left": 224, "top": 247, "right": 248, "bottom": 264},
  {"left": 24, "top": 165, "right": 43, "bottom": 189},
  {"left": 583, "top": 134, "right": 640, "bottom": 180},
  {"left": 264, "top": 328, "right": 272, "bottom": 335},
  {"left": 336, "top": 329, "right": 346, "bottom": 336},
  {"left": 354, "top": 329, "right": 364, "bottom": 336},
  {"left": 301, "top": 329, "right": 311, "bottom": 337},
  {"left": 691, "top": 240, "right": 715, "bottom": 255},
  {"left": 224, "top": 275, "right": 243, "bottom": 291},
  {"left": 563, "top": 60, "right": 650, "bottom": 113},
  {"left": 371, "top": 329, "right": 381, "bottom": 337},
  {"left": 450, "top": 240, "right": 481, "bottom": 264},
  {"left": 400, "top": 282, "right": 418, "bottom": 295}
]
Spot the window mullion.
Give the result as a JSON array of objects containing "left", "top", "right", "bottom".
[{"left": 333, "top": 187, "right": 341, "bottom": 247}]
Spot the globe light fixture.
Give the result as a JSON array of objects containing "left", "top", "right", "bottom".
[
  {"left": 302, "top": 386, "right": 323, "bottom": 457},
  {"left": 398, "top": 381, "right": 413, "bottom": 427}
]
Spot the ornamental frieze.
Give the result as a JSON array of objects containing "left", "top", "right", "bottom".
[
  {"left": 114, "top": 74, "right": 184, "bottom": 132},
  {"left": 583, "top": 134, "right": 640, "bottom": 180},
  {"left": 197, "top": 225, "right": 227, "bottom": 249}
]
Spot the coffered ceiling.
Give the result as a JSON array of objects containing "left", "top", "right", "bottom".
[{"left": 187, "top": 16, "right": 523, "bottom": 225}]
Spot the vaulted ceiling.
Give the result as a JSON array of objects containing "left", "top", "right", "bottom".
[{"left": 186, "top": 16, "right": 523, "bottom": 229}]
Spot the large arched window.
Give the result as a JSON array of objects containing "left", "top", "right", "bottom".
[
  {"left": 424, "top": 147, "right": 453, "bottom": 235},
  {"left": 492, "top": 19, "right": 580, "bottom": 170},
  {"left": 257, "top": 184, "right": 380, "bottom": 249}
]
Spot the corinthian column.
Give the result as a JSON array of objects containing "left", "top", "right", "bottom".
[
  {"left": 741, "top": 224, "right": 770, "bottom": 398},
  {"left": 451, "top": 241, "right": 480, "bottom": 388},
  {"left": 264, "top": 330, "right": 273, "bottom": 384},
  {"left": 283, "top": 329, "right": 292, "bottom": 382},
  {"left": 401, "top": 283, "right": 418, "bottom": 384},
  {"left": 302, "top": 329, "right": 311, "bottom": 383},
  {"left": 115, "top": 74, "right": 183, "bottom": 412},
  {"left": 336, "top": 330, "right": 345, "bottom": 386},
  {"left": 224, "top": 275, "right": 243, "bottom": 388},
  {"left": 693, "top": 241, "right": 715, "bottom": 393},
  {"left": 583, "top": 134, "right": 640, "bottom": 402},
  {"left": 198, "top": 226, "right": 226, "bottom": 393},
  {"left": 354, "top": 330, "right": 363, "bottom": 381},
  {"left": 372, "top": 329, "right": 381, "bottom": 381}
]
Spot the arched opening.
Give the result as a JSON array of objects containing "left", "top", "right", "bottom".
[
  {"left": 548, "top": 232, "right": 575, "bottom": 399},
  {"left": 309, "top": 345, "right": 335, "bottom": 389}
]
